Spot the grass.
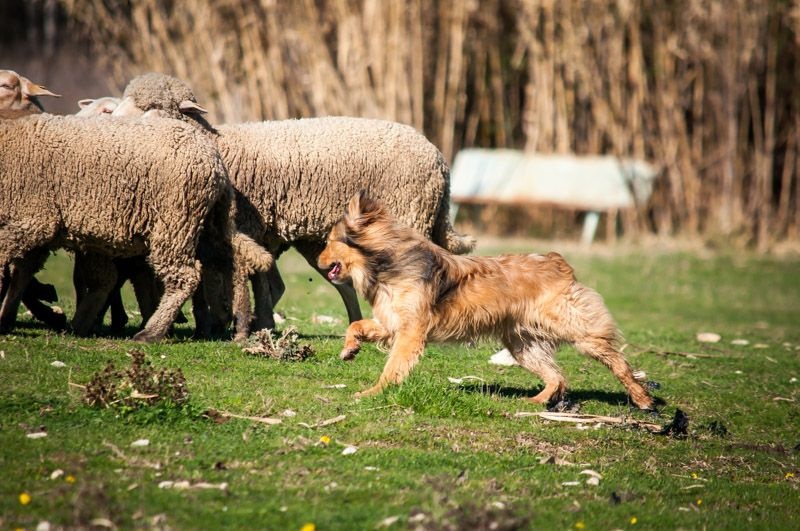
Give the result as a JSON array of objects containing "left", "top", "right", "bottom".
[{"left": 1, "top": 243, "right": 798, "bottom": 530}]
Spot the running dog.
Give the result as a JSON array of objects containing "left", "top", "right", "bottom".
[{"left": 318, "top": 192, "right": 653, "bottom": 409}]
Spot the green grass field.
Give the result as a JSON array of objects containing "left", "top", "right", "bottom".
[{"left": 1, "top": 243, "right": 798, "bottom": 530}]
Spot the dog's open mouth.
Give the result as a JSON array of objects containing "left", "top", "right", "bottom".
[{"left": 327, "top": 262, "right": 342, "bottom": 281}]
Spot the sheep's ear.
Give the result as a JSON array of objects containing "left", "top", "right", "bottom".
[
  {"left": 78, "top": 98, "right": 94, "bottom": 109},
  {"left": 20, "top": 76, "right": 60, "bottom": 98},
  {"left": 179, "top": 100, "right": 207, "bottom": 115}
]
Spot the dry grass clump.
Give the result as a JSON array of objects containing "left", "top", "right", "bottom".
[
  {"left": 84, "top": 349, "right": 188, "bottom": 408},
  {"left": 242, "top": 326, "right": 315, "bottom": 362}
]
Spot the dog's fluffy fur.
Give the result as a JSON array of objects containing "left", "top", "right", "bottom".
[{"left": 318, "top": 193, "right": 653, "bottom": 409}]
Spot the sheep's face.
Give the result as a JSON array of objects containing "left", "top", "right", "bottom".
[
  {"left": 76, "top": 97, "right": 120, "bottom": 117},
  {"left": 110, "top": 96, "right": 146, "bottom": 118},
  {"left": 0, "top": 69, "right": 59, "bottom": 112}
]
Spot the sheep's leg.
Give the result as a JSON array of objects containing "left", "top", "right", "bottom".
[
  {"left": 340, "top": 319, "right": 390, "bottom": 360},
  {"left": 356, "top": 325, "right": 426, "bottom": 398},
  {"left": 0, "top": 265, "right": 32, "bottom": 332},
  {"left": 0, "top": 219, "right": 60, "bottom": 332},
  {"left": 136, "top": 259, "right": 201, "bottom": 343},
  {"left": 124, "top": 257, "right": 187, "bottom": 325},
  {"left": 294, "top": 240, "right": 362, "bottom": 323},
  {"left": 504, "top": 335, "right": 566, "bottom": 405},
  {"left": 21, "top": 278, "right": 67, "bottom": 331},
  {"left": 71, "top": 253, "right": 118, "bottom": 336},
  {"left": 1, "top": 249, "right": 53, "bottom": 332},
  {"left": 128, "top": 260, "right": 160, "bottom": 324},
  {"left": 251, "top": 242, "right": 288, "bottom": 332},
  {"left": 13, "top": 247, "right": 66, "bottom": 331},
  {"left": 105, "top": 281, "right": 129, "bottom": 334},
  {"left": 251, "top": 272, "right": 276, "bottom": 331},
  {"left": 201, "top": 261, "right": 233, "bottom": 338},
  {"left": 232, "top": 264, "right": 253, "bottom": 342},
  {"left": 251, "top": 266, "right": 286, "bottom": 331}
]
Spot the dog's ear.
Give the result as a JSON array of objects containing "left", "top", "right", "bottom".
[
  {"left": 346, "top": 190, "right": 383, "bottom": 223},
  {"left": 346, "top": 192, "right": 364, "bottom": 221}
]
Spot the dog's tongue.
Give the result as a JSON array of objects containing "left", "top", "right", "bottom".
[{"left": 327, "top": 263, "right": 340, "bottom": 281}]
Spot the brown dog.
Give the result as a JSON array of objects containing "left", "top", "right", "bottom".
[{"left": 318, "top": 193, "right": 653, "bottom": 409}]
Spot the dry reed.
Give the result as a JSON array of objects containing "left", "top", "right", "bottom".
[{"left": 49, "top": 0, "right": 800, "bottom": 246}]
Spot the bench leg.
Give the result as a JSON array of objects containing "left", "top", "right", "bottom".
[{"left": 581, "top": 211, "right": 600, "bottom": 246}]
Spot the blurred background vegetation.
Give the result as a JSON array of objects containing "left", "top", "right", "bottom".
[{"left": 2, "top": 0, "right": 799, "bottom": 249}]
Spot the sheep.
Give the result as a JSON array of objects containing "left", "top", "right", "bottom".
[
  {"left": 0, "top": 113, "right": 253, "bottom": 342},
  {"left": 71, "top": 95, "right": 168, "bottom": 334},
  {"left": 75, "top": 96, "right": 120, "bottom": 117},
  {"left": 112, "top": 73, "right": 475, "bottom": 339},
  {"left": 0, "top": 70, "right": 66, "bottom": 332},
  {"left": 70, "top": 95, "right": 273, "bottom": 339},
  {"left": 0, "top": 69, "right": 59, "bottom": 112}
]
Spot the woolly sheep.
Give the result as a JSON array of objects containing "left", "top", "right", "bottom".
[
  {"left": 113, "top": 73, "right": 475, "bottom": 339},
  {"left": 0, "top": 70, "right": 66, "bottom": 332},
  {"left": 0, "top": 69, "right": 59, "bottom": 112},
  {"left": 75, "top": 96, "right": 120, "bottom": 117},
  {"left": 71, "top": 95, "right": 169, "bottom": 334},
  {"left": 0, "top": 113, "right": 248, "bottom": 342},
  {"left": 72, "top": 96, "right": 272, "bottom": 339}
]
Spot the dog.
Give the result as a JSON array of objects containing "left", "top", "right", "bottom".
[{"left": 318, "top": 192, "right": 653, "bottom": 409}]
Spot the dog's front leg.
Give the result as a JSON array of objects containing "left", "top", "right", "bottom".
[
  {"left": 356, "top": 328, "right": 426, "bottom": 398},
  {"left": 340, "top": 318, "right": 390, "bottom": 360}
]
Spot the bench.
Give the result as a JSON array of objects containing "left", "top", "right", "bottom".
[{"left": 449, "top": 148, "right": 659, "bottom": 244}]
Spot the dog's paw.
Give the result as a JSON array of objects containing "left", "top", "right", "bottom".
[
  {"left": 354, "top": 385, "right": 382, "bottom": 398},
  {"left": 340, "top": 347, "right": 359, "bottom": 361}
]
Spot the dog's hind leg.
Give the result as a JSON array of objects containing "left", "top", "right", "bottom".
[
  {"left": 341, "top": 318, "right": 390, "bottom": 360},
  {"left": 355, "top": 328, "right": 425, "bottom": 398},
  {"left": 505, "top": 337, "right": 566, "bottom": 405},
  {"left": 573, "top": 337, "right": 653, "bottom": 410},
  {"left": 558, "top": 283, "right": 654, "bottom": 410}
]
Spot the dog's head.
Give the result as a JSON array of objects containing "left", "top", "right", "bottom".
[{"left": 318, "top": 191, "right": 390, "bottom": 287}]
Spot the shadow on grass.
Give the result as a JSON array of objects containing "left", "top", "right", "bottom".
[{"left": 458, "top": 381, "right": 666, "bottom": 409}]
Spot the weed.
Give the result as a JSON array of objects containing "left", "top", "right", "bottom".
[
  {"left": 242, "top": 326, "right": 314, "bottom": 361},
  {"left": 84, "top": 349, "right": 188, "bottom": 409}
]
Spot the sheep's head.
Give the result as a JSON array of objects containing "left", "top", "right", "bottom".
[
  {"left": 75, "top": 96, "right": 120, "bottom": 117},
  {"left": 113, "top": 73, "right": 209, "bottom": 128},
  {"left": 0, "top": 69, "right": 60, "bottom": 112}
]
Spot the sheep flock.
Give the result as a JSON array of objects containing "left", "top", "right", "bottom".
[{"left": 0, "top": 69, "right": 474, "bottom": 343}]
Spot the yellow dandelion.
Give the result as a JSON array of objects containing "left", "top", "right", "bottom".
[
  {"left": 66, "top": 475, "right": 76, "bottom": 484},
  {"left": 696, "top": 498, "right": 702, "bottom": 506},
  {"left": 786, "top": 472, "right": 795, "bottom": 479},
  {"left": 19, "top": 492, "right": 31, "bottom": 505},
  {"left": 319, "top": 435, "right": 331, "bottom": 445},
  {"left": 574, "top": 521, "right": 585, "bottom": 529},
  {"left": 630, "top": 516, "right": 638, "bottom": 525},
  {"left": 690, "top": 473, "right": 698, "bottom": 479},
  {"left": 300, "top": 523, "right": 316, "bottom": 531}
]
